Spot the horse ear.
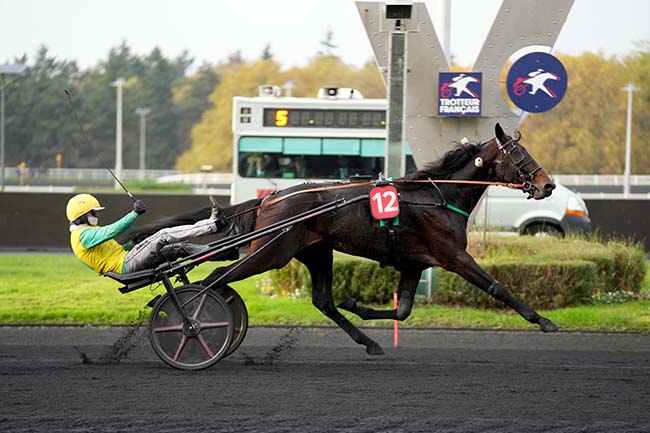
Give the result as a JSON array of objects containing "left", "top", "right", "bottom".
[{"left": 495, "top": 123, "right": 505, "bottom": 141}]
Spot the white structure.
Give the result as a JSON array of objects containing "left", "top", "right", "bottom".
[
  {"left": 356, "top": 0, "right": 574, "bottom": 166},
  {"left": 232, "top": 89, "right": 405, "bottom": 203}
]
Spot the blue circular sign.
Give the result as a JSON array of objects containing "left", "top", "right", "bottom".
[{"left": 506, "top": 52, "right": 568, "bottom": 113}]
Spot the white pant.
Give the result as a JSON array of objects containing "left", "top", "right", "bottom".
[{"left": 123, "top": 218, "right": 216, "bottom": 273}]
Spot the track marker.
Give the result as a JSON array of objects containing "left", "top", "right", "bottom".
[{"left": 393, "top": 292, "right": 399, "bottom": 348}]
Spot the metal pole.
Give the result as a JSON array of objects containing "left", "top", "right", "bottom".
[
  {"left": 623, "top": 83, "right": 636, "bottom": 197},
  {"left": 0, "top": 64, "right": 27, "bottom": 192},
  {"left": 112, "top": 78, "right": 126, "bottom": 190},
  {"left": 135, "top": 107, "right": 150, "bottom": 181},
  {"left": 440, "top": 0, "right": 451, "bottom": 65},
  {"left": 386, "top": 27, "right": 407, "bottom": 179},
  {"left": 283, "top": 80, "right": 294, "bottom": 97},
  {"left": 1, "top": 82, "right": 5, "bottom": 192}
]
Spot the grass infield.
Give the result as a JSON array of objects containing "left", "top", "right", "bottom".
[{"left": 1, "top": 255, "right": 649, "bottom": 332}]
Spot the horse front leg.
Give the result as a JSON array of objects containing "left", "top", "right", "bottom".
[
  {"left": 297, "top": 245, "right": 385, "bottom": 355},
  {"left": 444, "top": 251, "right": 560, "bottom": 332},
  {"left": 337, "top": 268, "right": 422, "bottom": 321}
]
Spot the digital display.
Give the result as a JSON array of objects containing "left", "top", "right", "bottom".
[{"left": 263, "top": 108, "right": 386, "bottom": 129}]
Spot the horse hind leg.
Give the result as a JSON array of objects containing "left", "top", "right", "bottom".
[
  {"left": 337, "top": 268, "right": 421, "bottom": 321},
  {"left": 296, "top": 244, "right": 385, "bottom": 355}
]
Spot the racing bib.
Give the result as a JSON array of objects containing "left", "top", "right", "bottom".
[{"left": 369, "top": 185, "right": 400, "bottom": 220}]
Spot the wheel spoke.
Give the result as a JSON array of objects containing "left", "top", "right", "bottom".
[
  {"left": 152, "top": 323, "right": 184, "bottom": 333},
  {"left": 192, "top": 293, "right": 209, "bottom": 320},
  {"left": 172, "top": 335, "right": 188, "bottom": 362},
  {"left": 200, "top": 321, "right": 230, "bottom": 330},
  {"left": 196, "top": 334, "right": 215, "bottom": 359}
]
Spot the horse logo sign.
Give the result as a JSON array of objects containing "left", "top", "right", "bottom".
[
  {"left": 438, "top": 72, "right": 482, "bottom": 117},
  {"left": 507, "top": 52, "right": 568, "bottom": 113}
]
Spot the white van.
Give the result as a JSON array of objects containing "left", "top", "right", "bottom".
[{"left": 471, "top": 183, "right": 591, "bottom": 236}]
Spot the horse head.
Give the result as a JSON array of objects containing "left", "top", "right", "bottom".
[{"left": 484, "top": 123, "right": 555, "bottom": 200}]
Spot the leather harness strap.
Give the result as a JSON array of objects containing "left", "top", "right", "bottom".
[{"left": 228, "top": 178, "right": 525, "bottom": 219}]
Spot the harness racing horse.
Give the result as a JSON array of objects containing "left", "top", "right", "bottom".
[{"left": 129, "top": 123, "right": 560, "bottom": 355}]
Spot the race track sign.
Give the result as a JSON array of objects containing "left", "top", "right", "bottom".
[
  {"left": 438, "top": 72, "right": 482, "bottom": 117},
  {"left": 369, "top": 185, "right": 400, "bottom": 220},
  {"left": 506, "top": 52, "right": 568, "bottom": 113}
]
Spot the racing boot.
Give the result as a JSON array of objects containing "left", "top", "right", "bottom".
[{"left": 210, "top": 196, "right": 232, "bottom": 232}]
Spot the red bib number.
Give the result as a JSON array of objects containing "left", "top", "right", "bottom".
[{"left": 369, "top": 185, "right": 400, "bottom": 219}]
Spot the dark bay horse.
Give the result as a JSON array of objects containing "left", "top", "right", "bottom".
[{"left": 129, "top": 123, "right": 560, "bottom": 355}]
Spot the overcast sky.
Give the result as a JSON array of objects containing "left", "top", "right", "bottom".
[{"left": 1, "top": 0, "right": 648, "bottom": 71}]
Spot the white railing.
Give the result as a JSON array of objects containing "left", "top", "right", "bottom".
[
  {"left": 553, "top": 175, "right": 650, "bottom": 186},
  {"left": 156, "top": 173, "right": 233, "bottom": 185},
  {"left": 45, "top": 168, "right": 180, "bottom": 181}
]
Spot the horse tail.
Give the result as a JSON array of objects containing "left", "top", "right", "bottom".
[
  {"left": 123, "top": 198, "right": 262, "bottom": 244},
  {"left": 224, "top": 198, "right": 261, "bottom": 234}
]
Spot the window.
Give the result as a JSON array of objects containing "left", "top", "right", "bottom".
[{"left": 238, "top": 137, "right": 418, "bottom": 179}]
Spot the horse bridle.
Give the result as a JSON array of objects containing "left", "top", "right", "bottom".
[{"left": 495, "top": 134, "right": 542, "bottom": 199}]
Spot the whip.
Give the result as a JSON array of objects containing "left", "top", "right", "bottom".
[{"left": 64, "top": 89, "right": 135, "bottom": 200}]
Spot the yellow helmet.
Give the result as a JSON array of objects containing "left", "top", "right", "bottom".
[{"left": 66, "top": 194, "right": 105, "bottom": 222}]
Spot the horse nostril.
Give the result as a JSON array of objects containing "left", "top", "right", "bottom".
[{"left": 544, "top": 183, "right": 556, "bottom": 196}]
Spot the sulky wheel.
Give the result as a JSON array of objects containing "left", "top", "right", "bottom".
[
  {"left": 214, "top": 285, "right": 249, "bottom": 357},
  {"left": 149, "top": 284, "right": 233, "bottom": 370}
]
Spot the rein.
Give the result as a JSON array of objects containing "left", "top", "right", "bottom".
[{"left": 227, "top": 178, "right": 525, "bottom": 219}]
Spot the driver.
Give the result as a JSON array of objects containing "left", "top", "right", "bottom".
[{"left": 65, "top": 194, "right": 230, "bottom": 275}]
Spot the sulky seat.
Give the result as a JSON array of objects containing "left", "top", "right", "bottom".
[{"left": 104, "top": 269, "right": 159, "bottom": 293}]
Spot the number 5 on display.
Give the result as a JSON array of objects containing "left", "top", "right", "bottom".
[{"left": 275, "top": 110, "right": 288, "bottom": 127}]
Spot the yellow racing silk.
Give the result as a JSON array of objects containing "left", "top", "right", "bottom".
[{"left": 69, "top": 211, "right": 139, "bottom": 274}]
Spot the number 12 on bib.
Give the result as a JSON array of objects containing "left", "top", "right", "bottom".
[{"left": 369, "top": 185, "right": 400, "bottom": 220}]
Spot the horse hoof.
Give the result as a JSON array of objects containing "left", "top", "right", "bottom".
[
  {"left": 539, "top": 318, "right": 561, "bottom": 333},
  {"left": 337, "top": 298, "right": 356, "bottom": 311},
  {"left": 366, "top": 344, "right": 385, "bottom": 355}
]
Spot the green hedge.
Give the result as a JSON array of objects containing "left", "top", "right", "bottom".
[
  {"left": 266, "top": 236, "right": 647, "bottom": 309},
  {"left": 269, "top": 258, "right": 399, "bottom": 304},
  {"left": 433, "top": 259, "right": 596, "bottom": 309}
]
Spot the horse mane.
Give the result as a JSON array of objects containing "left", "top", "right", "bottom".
[{"left": 403, "top": 142, "right": 481, "bottom": 180}]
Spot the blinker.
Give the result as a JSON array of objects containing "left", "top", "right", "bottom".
[{"left": 508, "top": 146, "right": 526, "bottom": 164}]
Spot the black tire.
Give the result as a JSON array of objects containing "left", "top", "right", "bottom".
[
  {"left": 214, "top": 285, "right": 249, "bottom": 357},
  {"left": 149, "top": 284, "right": 233, "bottom": 370},
  {"left": 522, "top": 222, "right": 563, "bottom": 237}
]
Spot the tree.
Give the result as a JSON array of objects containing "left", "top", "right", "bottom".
[
  {"left": 260, "top": 44, "right": 273, "bottom": 61},
  {"left": 125, "top": 47, "right": 191, "bottom": 169},
  {"left": 176, "top": 60, "right": 283, "bottom": 171},
  {"left": 227, "top": 50, "right": 244, "bottom": 67},
  {"left": 3, "top": 42, "right": 215, "bottom": 171},
  {"left": 622, "top": 42, "right": 650, "bottom": 175},
  {"left": 75, "top": 43, "right": 197, "bottom": 169},
  {"left": 75, "top": 42, "right": 144, "bottom": 169},
  {"left": 3, "top": 47, "right": 81, "bottom": 169},
  {"left": 282, "top": 56, "right": 385, "bottom": 98},
  {"left": 519, "top": 53, "right": 629, "bottom": 174},
  {"left": 173, "top": 63, "right": 221, "bottom": 156},
  {"left": 318, "top": 28, "right": 338, "bottom": 58}
]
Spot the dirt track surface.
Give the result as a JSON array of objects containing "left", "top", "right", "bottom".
[{"left": 1, "top": 326, "right": 650, "bottom": 433}]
